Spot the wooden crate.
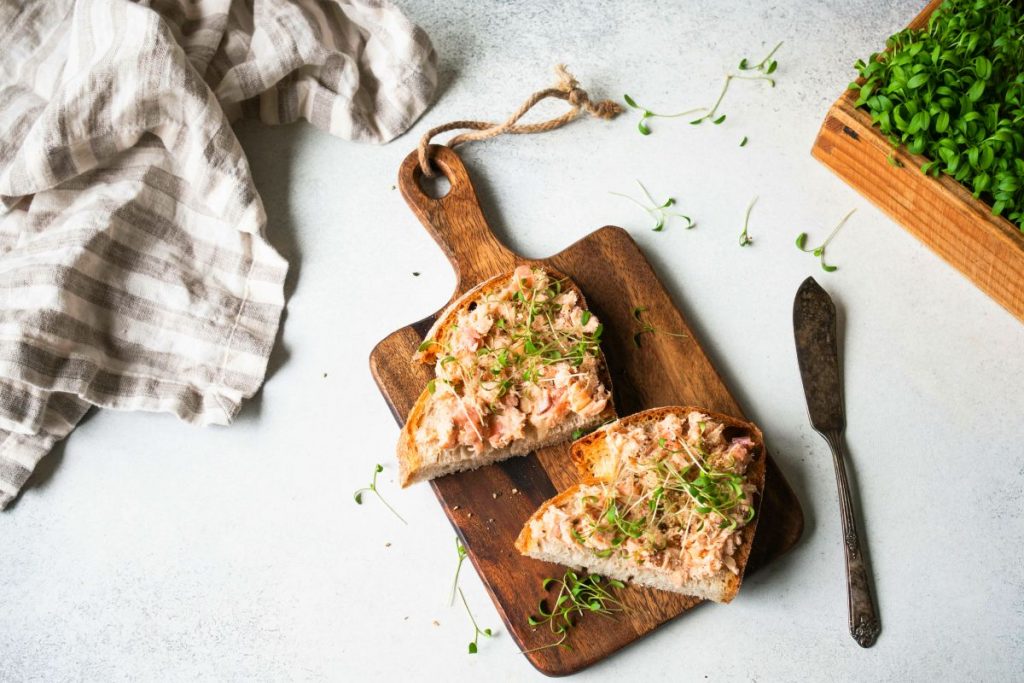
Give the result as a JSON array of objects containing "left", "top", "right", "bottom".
[{"left": 811, "top": 0, "right": 1024, "bottom": 322}]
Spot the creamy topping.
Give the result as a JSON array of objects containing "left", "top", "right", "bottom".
[
  {"left": 417, "top": 266, "right": 610, "bottom": 453},
  {"left": 531, "top": 411, "right": 758, "bottom": 580}
]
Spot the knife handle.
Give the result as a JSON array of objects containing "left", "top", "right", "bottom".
[{"left": 824, "top": 430, "right": 881, "bottom": 648}]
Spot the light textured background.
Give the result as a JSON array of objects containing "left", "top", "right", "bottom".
[{"left": 3, "top": 1, "right": 1023, "bottom": 681}]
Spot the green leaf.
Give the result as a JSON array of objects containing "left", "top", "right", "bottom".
[
  {"left": 427, "top": 378, "right": 436, "bottom": 394},
  {"left": 795, "top": 233, "right": 808, "bottom": 250},
  {"left": 907, "top": 73, "right": 929, "bottom": 89},
  {"left": 468, "top": 642, "right": 477, "bottom": 654},
  {"left": 581, "top": 310, "right": 591, "bottom": 326},
  {"left": 908, "top": 110, "right": 929, "bottom": 134},
  {"left": 637, "top": 119, "right": 651, "bottom": 135},
  {"left": 740, "top": 136, "right": 748, "bottom": 147},
  {"left": 974, "top": 56, "right": 992, "bottom": 80},
  {"left": 738, "top": 58, "right": 749, "bottom": 69},
  {"left": 766, "top": 60, "right": 778, "bottom": 74},
  {"left": 712, "top": 114, "right": 726, "bottom": 125},
  {"left": 967, "top": 79, "right": 985, "bottom": 102},
  {"left": 623, "top": 94, "right": 639, "bottom": 109},
  {"left": 353, "top": 491, "right": 363, "bottom": 504}
]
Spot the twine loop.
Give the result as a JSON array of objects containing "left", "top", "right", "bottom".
[{"left": 417, "top": 65, "right": 623, "bottom": 176}]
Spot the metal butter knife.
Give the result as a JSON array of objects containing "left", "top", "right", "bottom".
[{"left": 793, "top": 277, "right": 880, "bottom": 648}]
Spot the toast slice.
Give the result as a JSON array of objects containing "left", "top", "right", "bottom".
[
  {"left": 397, "top": 266, "right": 615, "bottom": 487},
  {"left": 515, "top": 407, "right": 766, "bottom": 603}
]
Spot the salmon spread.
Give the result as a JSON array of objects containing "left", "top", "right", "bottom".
[
  {"left": 415, "top": 266, "right": 611, "bottom": 454},
  {"left": 528, "top": 410, "right": 758, "bottom": 580}
]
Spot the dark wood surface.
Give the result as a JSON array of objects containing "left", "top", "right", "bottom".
[
  {"left": 370, "top": 145, "right": 805, "bottom": 676},
  {"left": 812, "top": 0, "right": 1024, "bottom": 323}
]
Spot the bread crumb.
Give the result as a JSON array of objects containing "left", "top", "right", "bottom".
[
  {"left": 511, "top": 488, "right": 519, "bottom": 494},
  {"left": 385, "top": 542, "right": 391, "bottom": 548},
  {"left": 487, "top": 518, "right": 494, "bottom": 523},
  {"left": 432, "top": 620, "right": 440, "bottom": 627},
  {"left": 492, "top": 492, "right": 498, "bottom": 499},
  {"left": 467, "top": 512, "right": 473, "bottom": 518},
  {"left": 453, "top": 505, "right": 460, "bottom": 510}
]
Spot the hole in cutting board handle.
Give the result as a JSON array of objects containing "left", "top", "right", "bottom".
[{"left": 417, "top": 168, "right": 451, "bottom": 199}]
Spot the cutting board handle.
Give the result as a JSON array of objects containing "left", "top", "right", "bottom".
[{"left": 399, "top": 145, "right": 517, "bottom": 290}]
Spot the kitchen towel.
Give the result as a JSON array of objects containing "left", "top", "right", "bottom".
[{"left": 0, "top": 0, "right": 437, "bottom": 509}]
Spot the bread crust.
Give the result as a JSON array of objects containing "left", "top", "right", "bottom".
[
  {"left": 398, "top": 266, "right": 615, "bottom": 487},
  {"left": 516, "top": 406, "right": 766, "bottom": 603}
]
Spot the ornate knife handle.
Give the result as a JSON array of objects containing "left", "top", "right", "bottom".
[{"left": 824, "top": 430, "right": 880, "bottom": 647}]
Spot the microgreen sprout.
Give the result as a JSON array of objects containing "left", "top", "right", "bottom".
[
  {"left": 522, "top": 571, "right": 624, "bottom": 653},
  {"left": 449, "top": 537, "right": 468, "bottom": 605},
  {"left": 739, "top": 196, "right": 758, "bottom": 246},
  {"left": 610, "top": 180, "right": 694, "bottom": 231},
  {"left": 459, "top": 587, "right": 493, "bottom": 654},
  {"left": 622, "top": 94, "right": 707, "bottom": 135},
  {"left": 795, "top": 209, "right": 856, "bottom": 272},
  {"left": 632, "top": 306, "right": 686, "bottom": 347},
  {"left": 852, "top": 0, "right": 1023, "bottom": 228},
  {"left": 353, "top": 464, "right": 407, "bottom": 525},
  {"left": 739, "top": 41, "right": 783, "bottom": 74},
  {"left": 690, "top": 70, "right": 776, "bottom": 127},
  {"left": 624, "top": 42, "right": 781, "bottom": 135},
  {"left": 740, "top": 136, "right": 749, "bottom": 147},
  {"left": 432, "top": 270, "right": 606, "bottom": 416},
  {"left": 655, "top": 437, "right": 754, "bottom": 531}
]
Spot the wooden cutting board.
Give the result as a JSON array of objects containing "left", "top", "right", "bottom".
[{"left": 370, "top": 145, "right": 804, "bottom": 676}]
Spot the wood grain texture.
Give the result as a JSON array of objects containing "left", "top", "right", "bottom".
[
  {"left": 370, "top": 145, "right": 804, "bottom": 676},
  {"left": 811, "top": 0, "right": 1024, "bottom": 323}
]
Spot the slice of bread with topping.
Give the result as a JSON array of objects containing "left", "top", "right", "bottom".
[
  {"left": 397, "top": 266, "right": 615, "bottom": 487},
  {"left": 515, "top": 406, "right": 766, "bottom": 603}
]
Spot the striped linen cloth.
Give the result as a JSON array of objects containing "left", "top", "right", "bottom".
[{"left": 0, "top": 0, "right": 437, "bottom": 509}]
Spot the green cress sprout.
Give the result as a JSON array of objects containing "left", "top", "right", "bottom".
[
  {"left": 632, "top": 306, "right": 687, "bottom": 348},
  {"left": 450, "top": 537, "right": 495, "bottom": 654},
  {"left": 426, "top": 274, "right": 606, "bottom": 417},
  {"left": 689, "top": 71, "right": 775, "bottom": 127},
  {"left": 739, "top": 196, "right": 757, "bottom": 246},
  {"left": 796, "top": 209, "right": 856, "bottom": 272},
  {"left": 522, "top": 571, "right": 624, "bottom": 653},
  {"left": 352, "top": 464, "right": 407, "bottom": 524},
  {"left": 655, "top": 437, "right": 754, "bottom": 532},
  {"left": 851, "top": 0, "right": 1023, "bottom": 228},
  {"left": 459, "top": 587, "right": 493, "bottom": 654},
  {"left": 626, "top": 41, "right": 781, "bottom": 135},
  {"left": 623, "top": 94, "right": 707, "bottom": 135},
  {"left": 449, "top": 537, "right": 468, "bottom": 605},
  {"left": 610, "top": 180, "right": 694, "bottom": 232},
  {"left": 739, "top": 41, "right": 783, "bottom": 74}
]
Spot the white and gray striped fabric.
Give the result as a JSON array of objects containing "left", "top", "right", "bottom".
[{"left": 0, "top": 0, "right": 437, "bottom": 509}]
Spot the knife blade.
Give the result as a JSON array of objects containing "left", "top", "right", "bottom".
[
  {"left": 793, "top": 276, "right": 880, "bottom": 648},
  {"left": 794, "top": 277, "right": 845, "bottom": 433}
]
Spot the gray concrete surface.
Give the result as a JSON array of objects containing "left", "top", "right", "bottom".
[{"left": 3, "top": 1, "right": 1023, "bottom": 680}]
